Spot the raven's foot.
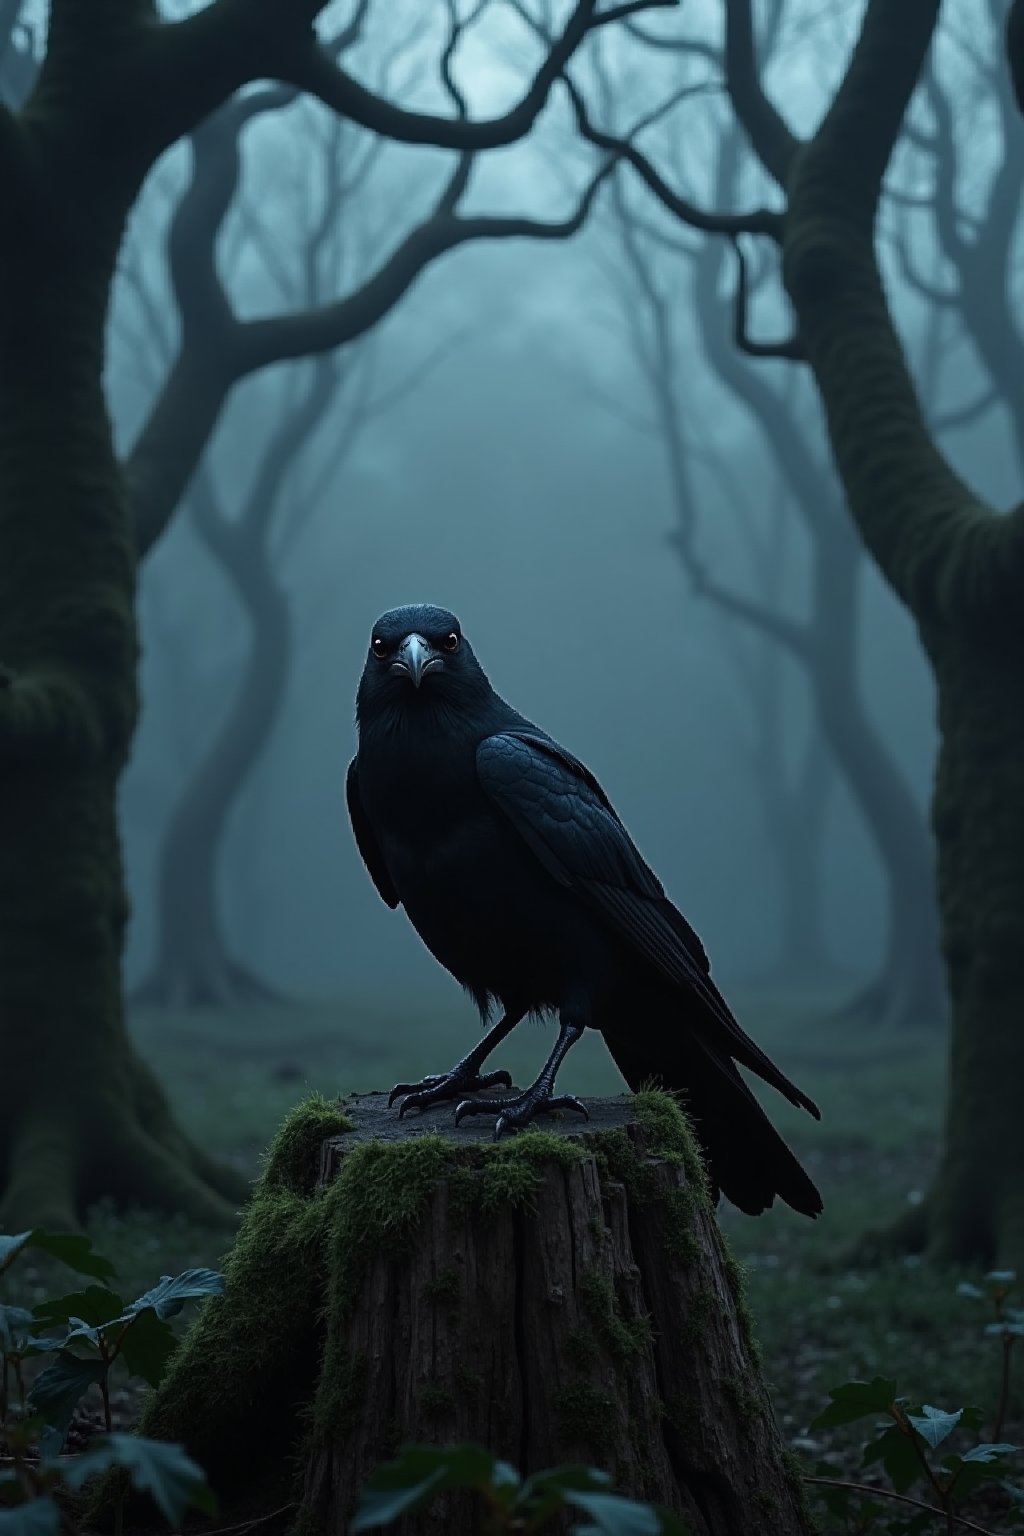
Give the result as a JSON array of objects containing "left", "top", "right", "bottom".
[
  {"left": 453, "top": 1086, "right": 589, "bottom": 1141},
  {"left": 389, "top": 1065, "right": 514, "bottom": 1118}
]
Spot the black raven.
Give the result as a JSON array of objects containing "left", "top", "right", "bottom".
[{"left": 347, "top": 604, "right": 822, "bottom": 1218}]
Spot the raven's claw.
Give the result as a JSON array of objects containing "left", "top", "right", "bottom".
[
  {"left": 454, "top": 1088, "right": 589, "bottom": 1139},
  {"left": 389, "top": 1066, "right": 514, "bottom": 1117}
]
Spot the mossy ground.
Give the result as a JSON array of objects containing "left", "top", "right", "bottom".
[{"left": 12, "top": 989, "right": 1019, "bottom": 1532}]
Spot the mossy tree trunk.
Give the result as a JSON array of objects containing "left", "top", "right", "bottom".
[
  {"left": 608, "top": 152, "right": 942, "bottom": 1026},
  {"left": 687, "top": 163, "right": 943, "bottom": 1030},
  {"left": 601, "top": 0, "right": 1024, "bottom": 1257},
  {"left": 143, "top": 1092, "right": 815, "bottom": 1536},
  {"left": 0, "top": 55, "right": 244, "bottom": 1229},
  {"left": 715, "top": 0, "right": 1024, "bottom": 1259}
]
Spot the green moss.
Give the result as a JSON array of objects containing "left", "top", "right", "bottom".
[
  {"left": 722, "top": 1374, "right": 761, "bottom": 1429},
  {"left": 591, "top": 1123, "right": 700, "bottom": 1266},
  {"left": 579, "top": 1268, "right": 650, "bottom": 1363},
  {"left": 781, "top": 1447, "right": 818, "bottom": 1529},
  {"left": 722, "top": 1248, "right": 761, "bottom": 1361},
  {"left": 632, "top": 1088, "right": 711, "bottom": 1205},
  {"left": 551, "top": 1381, "right": 616, "bottom": 1451},
  {"left": 420, "top": 1384, "right": 456, "bottom": 1420},
  {"left": 476, "top": 1130, "right": 586, "bottom": 1213},
  {"left": 138, "top": 1091, "right": 742, "bottom": 1522},
  {"left": 422, "top": 1265, "right": 461, "bottom": 1308},
  {"left": 261, "top": 1093, "right": 354, "bottom": 1196},
  {"left": 681, "top": 1287, "right": 718, "bottom": 1347}
]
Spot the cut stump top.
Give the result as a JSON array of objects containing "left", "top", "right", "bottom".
[{"left": 319, "top": 1091, "right": 639, "bottom": 1184}]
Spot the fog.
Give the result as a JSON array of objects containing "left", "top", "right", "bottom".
[{"left": 93, "top": 0, "right": 1017, "bottom": 1015}]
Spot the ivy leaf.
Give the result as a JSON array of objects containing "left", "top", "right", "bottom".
[
  {"left": 0, "top": 1500, "right": 61, "bottom": 1536},
  {"left": 862, "top": 1424, "right": 926, "bottom": 1494},
  {"left": 0, "top": 1306, "right": 37, "bottom": 1350},
  {"left": 984, "top": 1271, "right": 1017, "bottom": 1287},
  {"left": 906, "top": 1405, "right": 962, "bottom": 1450},
  {"left": 0, "top": 1232, "right": 114, "bottom": 1281},
  {"left": 565, "top": 1489, "right": 662, "bottom": 1534},
  {"left": 812, "top": 1377, "right": 898, "bottom": 1429},
  {"left": 520, "top": 1467, "right": 612, "bottom": 1523},
  {"left": 57, "top": 1435, "right": 215, "bottom": 1523},
  {"left": 956, "top": 1282, "right": 985, "bottom": 1300},
  {"left": 127, "top": 1269, "right": 224, "bottom": 1321},
  {"left": 943, "top": 1447, "right": 1018, "bottom": 1502},
  {"left": 960, "top": 1443, "right": 1018, "bottom": 1462},
  {"left": 28, "top": 1353, "right": 106, "bottom": 1442},
  {"left": 985, "top": 1320, "right": 1024, "bottom": 1337},
  {"left": 109, "top": 1309, "right": 177, "bottom": 1388},
  {"left": 351, "top": 1445, "right": 505, "bottom": 1531},
  {"left": 32, "top": 1287, "right": 125, "bottom": 1331}
]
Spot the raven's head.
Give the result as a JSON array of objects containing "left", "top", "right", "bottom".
[{"left": 356, "top": 604, "right": 491, "bottom": 722}]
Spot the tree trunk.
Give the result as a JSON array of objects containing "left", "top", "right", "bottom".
[
  {"left": 691, "top": 212, "right": 943, "bottom": 1029},
  {"left": 771, "top": 0, "right": 1024, "bottom": 1261},
  {"left": 143, "top": 1092, "right": 815, "bottom": 1536},
  {"left": 807, "top": 508, "right": 945, "bottom": 1031},
  {"left": 0, "top": 116, "right": 244, "bottom": 1230},
  {"left": 886, "top": 637, "right": 1024, "bottom": 1266},
  {"left": 133, "top": 480, "right": 288, "bottom": 1009}
]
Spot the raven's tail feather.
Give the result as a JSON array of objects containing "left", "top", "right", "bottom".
[{"left": 605, "top": 1025, "right": 823, "bottom": 1219}]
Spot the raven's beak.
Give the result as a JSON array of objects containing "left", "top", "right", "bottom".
[{"left": 391, "top": 632, "right": 441, "bottom": 688}]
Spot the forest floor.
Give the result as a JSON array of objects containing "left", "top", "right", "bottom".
[{"left": 23, "top": 988, "right": 1023, "bottom": 1531}]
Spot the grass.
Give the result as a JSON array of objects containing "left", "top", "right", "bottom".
[{"left": 13, "top": 988, "right": 1020, "bottom": 1529}]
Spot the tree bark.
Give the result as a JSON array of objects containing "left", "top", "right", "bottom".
[
  {"left": 143, "top": 1092, "right": 816, "bottom": 1536},
  {"left": 0, "top": 106, "right": 245, "bottom": 1229},
  {"left": 689, "top": 207, "right": 944, "bottom": 1029}
]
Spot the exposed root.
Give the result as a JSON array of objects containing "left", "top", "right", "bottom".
[
  {"left": 827, "top": 966, "right": 946, "bottom": 1032},
  {"left": 130, "top": 954, "right": 285, "bottom": 1011},
  {"left": 0, "top": 1053, "right": 248, "bottom": 1233}
]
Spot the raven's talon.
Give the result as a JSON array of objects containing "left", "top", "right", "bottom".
[
  {"left": 545, "top": 1094, "right": 589, "bottom": 1121},
  {"left": 388, "top": 1076, "right": 443, "bottom": 1108},
  {"left": 390, "top": 1066, "right": 514, "bottom": 1117},
  {"left": 456, "top": 1088, "right": 589, "bottom": 1137}
]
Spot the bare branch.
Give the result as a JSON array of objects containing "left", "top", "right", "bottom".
[
  {"left": 565, "top": 75, "right": 783, "bottom": 239},
  {"left": 623, "top": 16, "right": 719, "bottom": 65},
  {"left": 722, "top": 0, "right": 801, "bottom": 186},
  {"left": 269, "top": 0, "right": 676, "bottom": 152},
  {"left": 729, "top": 236, "right": 803, "bottom": 360},
  {"left": 237, "top": 157, "right": 618, "bottom": 373}
]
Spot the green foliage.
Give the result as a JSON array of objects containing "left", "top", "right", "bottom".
[
  {"left": 0, "top": 1231, "right": 115, "bottom": 1282},
  {"left": 0, "top": 1227, "right": 216, "bottom": 1536},
  {"left": 805, "top": 1272, "right": 1024, "bottom": 1532},
  {"left": 349, "top": 1444, "right": 690, "bottom": 1534}
]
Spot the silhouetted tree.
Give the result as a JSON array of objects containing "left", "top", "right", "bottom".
[{"left": 596, "top": 109, "right": 943, "bottom": 1025}]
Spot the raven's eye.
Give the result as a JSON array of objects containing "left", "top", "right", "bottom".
[
  {"left": 441, "top": 632, "right": 460, "bottom": 654},
  {"left": 371, "top": 636, "right": 389, "bottom": 659}
]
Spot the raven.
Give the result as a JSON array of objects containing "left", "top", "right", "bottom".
[{"left": 347, "top": 603, "right": 822, "bottom": 1218}]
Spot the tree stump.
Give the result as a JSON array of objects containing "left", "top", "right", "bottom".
[{"left": 141, "top": 1090, "right": 813, "bottom": 1536}]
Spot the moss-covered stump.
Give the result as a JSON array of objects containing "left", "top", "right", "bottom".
[{"left": 141, "top": 1090, "right": 812, "bottom": 1536}]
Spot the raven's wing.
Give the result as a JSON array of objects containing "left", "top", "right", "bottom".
[
  {"left": 476, "top": 730, "right": 818, "bottom": 1118},
  {"left": 346, "top": 756, "right": 400, "bottom": 909}
]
